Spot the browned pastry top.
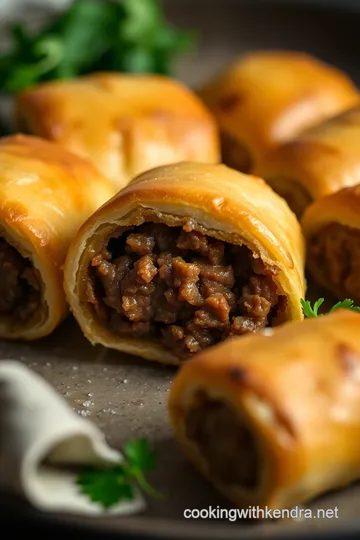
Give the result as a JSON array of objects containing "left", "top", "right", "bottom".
[
  {"left": 0, "top": 134, "right": 115, "bottom": 339},
  {"left": 199, "top": 50, "right": 359, "bottom": 168},
  {"left": 16, "top": 73, "right": 220, "bottom": 188}
]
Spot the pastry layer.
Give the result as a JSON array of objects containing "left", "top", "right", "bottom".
[
  {"left": 256, "top": 105, "right": 360, "bottom": 218},
  {"left": 64, "top": 161, "right": 305, "bottom": 365},
  {"left": 302, "top": 184, "right": 360, "bottom": 302},
  {"left": 199, "top": 50, "right": 359, "bottom": 173},
  {"left": 168, "top": 309, "right": 360, "bottom": 510},
  {"left": 307, "top": 223, "right": 360, "bottom": 303},
  {"left": 0, "top": 134, "right": 115, "bottom": 339},
  {"left": 16, "top": 73, "right": 220, "bottom": 190}
]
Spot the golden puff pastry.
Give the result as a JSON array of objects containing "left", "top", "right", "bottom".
[
  {"left": 0, "top": 134, "right": 115, "bottom": 340},
  {"left": 15, "top": 72, "right": 220, "bottom": 190},
  {"left": 198, "top": 50, "right": 359, "bottom": 176},
  {"left": 63, "top": 161, "right": 305, "bottom": 366},
  {"left": 168, "top": 309, "right": 360, "bottom": 511},
  {"left": 302, "top": 184, "right": 360, "bottom": 303},
  {"left": 257, "top": 105, "right": 360, "bottom": 218}
]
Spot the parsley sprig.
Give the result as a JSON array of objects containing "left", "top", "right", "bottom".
[
  {"left": 0, "top": 0, "right": 195, "bottom": 93},
  {"left": 77, "top": 438, "right": 162, "bottom": 509},
  {"left": 301, "top": 298, "right": 360, "bottom": 318}
]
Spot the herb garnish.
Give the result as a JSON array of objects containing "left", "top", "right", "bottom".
[
  {"left": 301, "top": 298, "right": 360, "bottom": 318},
  {"left": 0, "top": 0, "right": 195, "bottom": 93},
  {"left": 77, "top": 437, "right": 162, "bottom": 509}
]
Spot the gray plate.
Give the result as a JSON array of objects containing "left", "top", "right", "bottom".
[{"left": 2, "top": 1, "right": 360, "bottom": 539}]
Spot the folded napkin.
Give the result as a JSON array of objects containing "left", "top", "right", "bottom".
[{"left": 0, "top": 360, "right": 145, "bottom": 515}]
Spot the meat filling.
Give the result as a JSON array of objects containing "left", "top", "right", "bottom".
[
  {"left": 185, "top": 393, "right": 259, "bottom": 488},
  {"left": 308, "top": 222, "right": 360, "bottom": 302},
  {"left": 0, "top": 238, "right": 41, "bottom": 322},
  {"left": 85, "top": 222, "right": 285, "bottom": 358}
]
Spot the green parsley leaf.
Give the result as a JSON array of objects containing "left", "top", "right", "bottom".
[
  {"left": 123, "top": 438, "right": 162, "bottom": 499},
  {"left": 120, "top": 46, "right": 159, "bottom": 74},
  {"left": 123, "top": 438, "right": 157, "bottom": 473},
  {"left": 77, "top": 465, "right": 134, "bottom": 509},
  {"left": 4, "top": 65, "right": 39, "bottom": 93},
  {"left": 330, "top": 299, "right": 360, "bottom": 313},
  {"left": 301, "top": 297, "right": 360, "bottom": 318},
  {"left": 11, "top": 23, "right": 33, "bottom": 54},
  {"left": 300, "top": 298, "right": 325, "bottom": 318},
  {"left": 76, "top": 437, "right": 161, "bottom": 510},
  {"left": 45, "top": 0, "right": 119, "bottom": 77},
  {"left": 121, "top": 0, "right": 162, "bottom": 43}
]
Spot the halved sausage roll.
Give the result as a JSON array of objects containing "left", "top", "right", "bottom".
[
  {"left": 168, "top": 308, "right": 360, "bottom": 510},
  {"left": 256, "top": 105, "right": 360, "bottom": 218},
  {"left": 0, "top": 134, "right": 115, "bottom": 340},
  {"left": 302, "top": 185, "right": 360, "bottom": 303},
  {"left": 63, "top": 162, "right": 305, "bottom": 365},
  {"left": 15, "top": 73, "right": 220, "bottom": 190},
  {"left": 198, "top": 51, "right": 359, "bottom": 175}
]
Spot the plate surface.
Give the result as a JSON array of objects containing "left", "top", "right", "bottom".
[{"left": 2, "top": 1, "right": 360, "bottom": 539}]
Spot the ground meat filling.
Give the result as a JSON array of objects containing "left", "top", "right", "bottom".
[
  {"left": 85, "top": 223, "right": 284, "bottom": 358},
  {"left": 0, "top": 238, "right": 41, "bottom": 322},
  {"left": 186, "top": 394, "right": 259, "bottom": 488},
  {"left": 308, "top": 222, "right": 360, "bottom": 301}
]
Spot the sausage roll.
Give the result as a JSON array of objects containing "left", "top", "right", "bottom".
[
  {"left": 0, "top": 134, "right": 115, "bottom": 340},
  {"left": 198, "top": 51, "right": 359, "bottom": 176},
  {"left": 168, "top": 308, "right": 360, "bottom": 510},
  {"left": 256, "top": 105, "right": 360, "bottom": 218},
  {"left": 63, "top": 161, "right": 305, "bottom": 365},
  {"left": 302, "top": 184, "right": 360, "bottom": 303},
  {"left": 15, "top": 73, "right": 220, "bottom": 190}
]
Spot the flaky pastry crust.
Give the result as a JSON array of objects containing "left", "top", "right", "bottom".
[
  {"left": 0, "top": 134, "right": 115, "bottom": 340},
  {"left": 257, "top": 106, "right": 360, "bottom": 217},
  {"left": 64, "top": 162, "right": 305, "bottom": 365},
  {"left": 199, "top": 51, "right": 359, "bottom": 175},
  {"left": 168, "top": 309, "right": 360, "bottom": 510},
  {"left": 15, "top": 72, "right": 220, "bottom": 190},
  {"left": 301, "top": 184, "right": 360, "bottom": 300}
]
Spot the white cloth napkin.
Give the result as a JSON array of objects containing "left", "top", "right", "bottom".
[{"left": 0, "top": 360, "right": 146, "bottom": 516}]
